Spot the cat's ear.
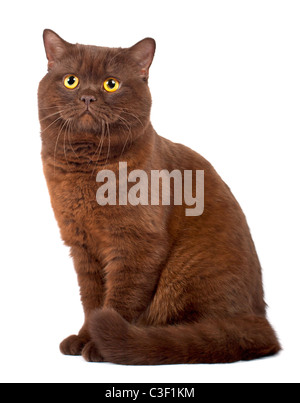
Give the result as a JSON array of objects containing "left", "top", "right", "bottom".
[
  {"left": 129, "top": 38, "right": 156, "bottom": 80},
  {"left": 43, "top": 29, "right": 71, "bottom": 70}
]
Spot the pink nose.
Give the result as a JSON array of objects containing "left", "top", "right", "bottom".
[{"left": 80, "top": 95, "right": 97, "bottom": 106}]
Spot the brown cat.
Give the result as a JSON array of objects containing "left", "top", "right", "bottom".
[{"left": 38, "top": 29, "right": 280, "bottom": 364}]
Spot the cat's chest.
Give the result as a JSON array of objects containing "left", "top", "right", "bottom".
[
  {"left": 50, "top": 179, "right": 101, "bottom": 245},
  {"left": 49, "top": 173, "right": 168, "bottom": 262}
]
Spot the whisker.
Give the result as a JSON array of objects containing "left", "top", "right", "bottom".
[
  {"left": 120, "top": 126, "right": 131, "bottom": 158},
  {"left": 90, "top": 126, "right": 106, "bottom": 176},
  {"left": 93, "top": 132, "right": 104, "bottom": 161},
  {"left": 111, "top": 106, "right": 144, "bottom": 127},
  {"left": 39, "top": 110, "right": 65, "bottom": 123},
  {"left": 105, "top": 121, "right": 111, "bottom": 166},
  {"left": 63, "top": 121, "right": 72, "bottom": 171},
  {"left": 41, "top": 115, "right": 63, "bottom": 134},
  {"left": 38, "top": 105, "right": 65, "bottom": 110},
  {"left": 117, "top": 115, "right": 131, "bottom": 131},
  {"left": 53, "top": 119, "right": 68, "bottom": 175},
  {"left": 67, "top": 120, "right": 81, "bottom": 159}
]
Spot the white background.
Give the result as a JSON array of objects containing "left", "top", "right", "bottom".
[{"left": 0, "top": 0, "right": 299, "bottom": 383}]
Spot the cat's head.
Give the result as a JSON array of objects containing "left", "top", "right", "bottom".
[{"left": 38, "top": 30, "right": 155, "bottom": 149}]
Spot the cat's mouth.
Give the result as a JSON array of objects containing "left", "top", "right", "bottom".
[
  {"left": 59, "top": 104, "right": 122, "bottom": 133},
  {"left": 77, "top": 107, "right": 119, "bottom": 126},
  {"left": 80, "top": 109, "right": 93, "bottom": 116},
  {"left": 73, "top": 108, "right": 116, "bottom": 134},
  {"left": 78, "top": 109, "right": 97, "bottom": 121}
]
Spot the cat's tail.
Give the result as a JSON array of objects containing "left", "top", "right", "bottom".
[{"left": 89, "top": 308, "right": 281, "bottom": 365}]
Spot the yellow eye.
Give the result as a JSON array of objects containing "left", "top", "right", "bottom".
[
  {"left": 103, "top": 77, "right": 120, "bottom": 93},
  {"left": 64, "top": 75, "right": 79, "bottom": 89}
]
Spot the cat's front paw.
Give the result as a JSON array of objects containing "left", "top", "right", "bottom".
[
  {"left": 82, "top": 341, "right": 104, "bottom": 362},
  {"left": 60, "top": 334, "right": 88, "bottom": 356}
]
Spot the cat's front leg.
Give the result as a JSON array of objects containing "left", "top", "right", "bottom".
[
  {"left": 60, "top": 330, "right": 104, "bottom": 362},
  {"left": 83, "top": 257, "right": 163, "bottom": 362},
  {"left": 59, "top": 330, "right": 89, "bottom": 356},
  {"left": 99, "top": 227, "right": 168, "bottom": 323},
  {"left": 102, "top": 257, "right": 163, "bottom": 323},
  {"left": 60, "top": 245, "right": 105, "bottom": 359}
]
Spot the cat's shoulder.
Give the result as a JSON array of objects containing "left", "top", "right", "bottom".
[{"left": 155, "top": 134, "right": 215, "bottom": 172}]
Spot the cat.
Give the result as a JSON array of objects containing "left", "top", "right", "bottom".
[{"left": 38, "top": 29, "right": 280, "bottom": 364}]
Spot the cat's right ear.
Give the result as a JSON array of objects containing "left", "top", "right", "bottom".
[{"left": 43, "top": 29, "right": 71, "bottom": 70}]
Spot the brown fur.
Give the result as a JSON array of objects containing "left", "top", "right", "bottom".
[{"left": 38, "top": 30, "right": 280, "bottom": 365}]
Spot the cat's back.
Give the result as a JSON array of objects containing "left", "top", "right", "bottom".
[
  {"left": 154, "top": 133, "right": 234, "bottom": 202},
  {"left": 153, "top": 132, "right": 256, "bottom": 262},
  {"left": 154, "top": 134, "right": 213, "bottom": 170}
]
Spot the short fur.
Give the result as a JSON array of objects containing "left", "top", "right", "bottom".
[{"left": 38, "top": 30, "right": 280, "bottom": 364}]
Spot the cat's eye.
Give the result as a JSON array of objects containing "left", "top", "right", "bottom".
[
  {"left": 64, "top": 75, "right": 79, "bottom": 89},
  {"left": 103, "top": 78, "right": 120, "bottom": 93}
]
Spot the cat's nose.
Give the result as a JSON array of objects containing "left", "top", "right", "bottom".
[{"left": 80, "top": 95, "right": 97, "bottom": 107}]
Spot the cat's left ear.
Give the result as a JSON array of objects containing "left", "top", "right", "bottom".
[{"left": 129, "top": 38, "right": 156, "bottom": 80}]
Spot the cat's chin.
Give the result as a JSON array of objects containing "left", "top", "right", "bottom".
[
  {"left": 74, "top": 113, "right": 102, "bottom": 134},
  {"left": 79, "top": 111, "right": 95, "bottom": 123}
]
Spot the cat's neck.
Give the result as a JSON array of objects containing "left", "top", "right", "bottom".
[{"left": 41, "top": 122, "right": 156, "bottom": 174}]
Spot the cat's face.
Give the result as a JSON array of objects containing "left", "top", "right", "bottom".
[{"left": 38, "top": 30, "right": 155, "bottom": 146}]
